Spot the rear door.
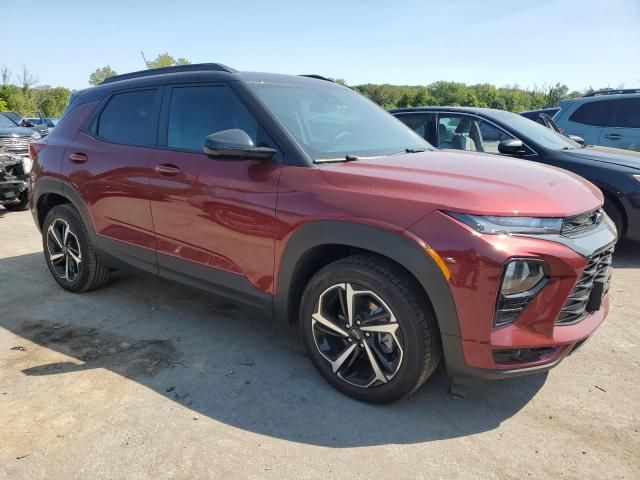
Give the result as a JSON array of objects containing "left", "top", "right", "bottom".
[
  {"left": 62, "top": 87, "right": 161, "bottom": 273},
  {"left": 599, "top": 98, "right": 640, "bottom": 151},
  {"left": 149, "top": 83, "right": 282, "bottom": 298}
]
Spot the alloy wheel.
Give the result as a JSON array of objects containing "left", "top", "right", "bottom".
[
  {"left": 311, "top": 282, "right": 404, "bottom": 388},
  {"left": 46, "top": 218, "right": 82, "bottom": 282}
]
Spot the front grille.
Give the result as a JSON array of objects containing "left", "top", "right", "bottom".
[
  {"left": 562, "top": 208, "right": 604, "bottom": 237},
  {"left": 556, "top": 243, "right": 615, "bottom": 325},
  {"left": 0, "top": 136, "right": 32, "bottom": 154}
]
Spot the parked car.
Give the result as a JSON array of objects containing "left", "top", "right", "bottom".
[
  {"left": 553, "top": 89, "right": 640, "bottom": 152},
  {"left": 1, "top": 111, "right": 49, "bottom": 137},
  {"left": 392, "top": 106, "right": 640, "bottom": 242},
  {"left": 521, "top": 110, "right": 585, "bottom": 144},
  {"left": 0, "top": 149, "right": 30, "bottom": 211},
  {"left": 30, "top": 64, "right": 616, "bottom": 403},
  {"left": 25, "top": 117, "right": 58, "bottom": 128},
  {"left": 520, "top": 107, "right": 560, "bottom": 122},
  {"left": 0, "top": 113, "right": 41, "bottom": 184}
]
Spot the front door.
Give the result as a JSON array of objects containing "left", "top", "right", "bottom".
[{"left": 149, "top": 83, "right": 281, "bottom": 299}]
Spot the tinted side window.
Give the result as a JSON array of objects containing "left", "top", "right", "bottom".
[
  {"left": 98, "top": 89, "right": 159, "bottom": 146},
  {"left": 395, "top": 113, "right": 436, "bottom": 141},
  {"left": 569, "top": 100, "right": 613, "bottom": 127},
  {"left": 611, "top": 98, "right": 640, "bottom": 128},
  {"left": 167, "top": 85, "right": 258, "bottom": 152}
]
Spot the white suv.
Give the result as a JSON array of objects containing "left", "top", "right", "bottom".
[{"left": 554, "top": 90, "right": 640, "bottom": 152}]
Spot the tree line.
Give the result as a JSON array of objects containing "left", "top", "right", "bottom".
[
  {"left": 351, "top": 81, "right": 587, "bottom": 111},
  {"left": 0, "top": 53, "right": 607, "bottom": 119}
]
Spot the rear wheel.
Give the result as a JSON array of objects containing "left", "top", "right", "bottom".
[
  {"left": 300, "top": 254, "right": 441, "bottom": 404},
  {"left": 42, "top": 204, "right": 111, "bottom": 293},
  {"left": 3, "top": 191, "right": 29, "bottom": 211}
]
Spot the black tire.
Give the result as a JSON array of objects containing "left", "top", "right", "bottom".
[
  {"left": 3, "top": 190, "right": 29, "bottom": 211},
  {"left": 603, "top": 200, "right": 624, "bottom": 240},
  {"left": 300, "top": 254, "right": 441, "bottom": 404},
  {"left": 42, "top": 204, "right": 111, "bottom": 293}
]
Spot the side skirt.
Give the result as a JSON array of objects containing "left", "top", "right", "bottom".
[{"left": 95, "top": 236, "right": 273, "bottom": 315}]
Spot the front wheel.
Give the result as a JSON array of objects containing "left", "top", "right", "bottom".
[{"left": 300, "top": 254, "right": 441, "bottom": 404}]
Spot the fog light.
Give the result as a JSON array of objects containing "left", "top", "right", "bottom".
[{"left": 495, "top": 259, "right": 548, "bottom": 326}]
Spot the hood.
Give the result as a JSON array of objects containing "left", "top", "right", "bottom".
[
  {"left": 318, "top": 150, "right": 602, "bottom": 217},
  {"left": 0, "top": 126, "right": 37, "bottom": 137},
  {"left": 563, "top": 145, "right": 640, "bottom": 170}
]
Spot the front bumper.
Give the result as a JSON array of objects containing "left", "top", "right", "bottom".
[
  {"left": 0, "top": 177, "right": 29, "bottom": 204},
  {"left": 410, "top": 210, "right": 616, "bottom": 381}
]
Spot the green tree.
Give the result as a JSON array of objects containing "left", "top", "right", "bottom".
[
  {"left": 145, "top": 53, "right": 191, "bottom": 69},
  {"left": 89, "top": 66, "right": 118, "bottom": 86},
  {"left": 35, "top": 87, "right": 71, "bottom": 117}
]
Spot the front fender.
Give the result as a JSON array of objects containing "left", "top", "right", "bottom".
[{"left": 274, "top": 220, "right": 460, "bottom": 339}]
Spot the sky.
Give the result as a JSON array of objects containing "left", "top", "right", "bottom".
[{"left": 3, "top": 0, "right": 640, "bottom": 91}]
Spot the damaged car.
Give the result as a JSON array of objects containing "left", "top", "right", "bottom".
[
  {"left": 0, "top": 148, "right": 30, "bottom": 211},
  {"left": 0, "top": 114, "right": 37, "bottom": 211}
]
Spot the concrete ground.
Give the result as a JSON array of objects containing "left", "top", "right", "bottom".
[{"left": 0, "top": 209, "right": 638, "bottom": 480}]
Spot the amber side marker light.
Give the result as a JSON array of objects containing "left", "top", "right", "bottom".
[{"left": 424, "top": 247, "right": 451, "bottom": 281}]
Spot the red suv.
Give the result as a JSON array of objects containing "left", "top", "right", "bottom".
[{"left": 29, "top": 64, "right": 617, "bottom": 403}]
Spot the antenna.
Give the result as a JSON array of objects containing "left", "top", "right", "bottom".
[{"left": 140, "top": 50, "right": 149, "bottom": 69}]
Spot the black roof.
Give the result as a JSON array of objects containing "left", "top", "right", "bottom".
[
  {"left": 390, "top": 106, "right": 506, "bottom": 116},
  {"left": 74, "top": 63, "right": 339, "bottom": 104}
]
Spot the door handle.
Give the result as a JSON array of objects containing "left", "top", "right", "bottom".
[
  {"left": 605, "top": 133, "right": 623, "bottom": 140},
  {"left": 155, "top": 163, "right": 181, "bottom": 176},
  {"left": 68, "top": 152, "right": 88, "bottom": 163}
]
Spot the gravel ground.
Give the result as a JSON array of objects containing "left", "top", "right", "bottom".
[{"left": 0, "top": 209, "right": 638, "bottom": 479}]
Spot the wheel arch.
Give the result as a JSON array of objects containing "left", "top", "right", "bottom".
[
  {"left": 33, "top": 177, "right": 96, "bottom": 239},
  {"left": 274, "top": 220, "right": 460, "bottom": 339},
  {"left": 600, "top": 188, "right": 627, "bottom": 237}
]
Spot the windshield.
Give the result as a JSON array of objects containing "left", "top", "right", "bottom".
[
  {"left": 491, "top": 110, "right": 580, "bottom": 150},
  {"left": 0, "top": 114, "right": 17, "bottom": 127},
  {"left": 249, "top": 81, "right": 431, "bottom": 160}
]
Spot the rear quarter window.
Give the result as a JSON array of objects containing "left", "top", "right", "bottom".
[{"left": 97, "top": 89, "right": 159, "bottom": 146}]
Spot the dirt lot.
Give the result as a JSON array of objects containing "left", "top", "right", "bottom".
[{"left": 0, "top": 209, "right": 638, "bottom": 479}]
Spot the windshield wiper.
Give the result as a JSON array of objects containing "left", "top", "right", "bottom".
[
  {"left": 314, "top": 155, "right": 359, "bottom": 164},
  {"left": 388, "top": 148, "right": 428, "bottom": 156}
]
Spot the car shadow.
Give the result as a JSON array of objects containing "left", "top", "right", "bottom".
[{"left": 1, "top": 252, "right": 546, "bottom": 448}]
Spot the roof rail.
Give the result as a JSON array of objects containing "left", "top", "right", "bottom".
[
  {"left": 100, "top": 63, "right": 237, "bottom": 85},
  {"left": 582, "top": 88, "right": 640, "bottom": 97},
  {"left": 299, "top": 74, "right": 334, "bottom": 83}
]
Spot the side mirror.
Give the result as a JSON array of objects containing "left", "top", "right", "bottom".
[
  {"left": 498, "top": 139, "right": 527, "bottom": 156},
  {"left": 568, "top": 135, "right": 585, "bottom": 146},
  {"left": 203, "top": 129, "right": 276, "bottom": 161},
  {"left": 22, "top": 120, "right": 35, "bottom": 128}
]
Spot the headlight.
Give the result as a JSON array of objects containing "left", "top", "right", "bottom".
[
  {"left": 31, "top": 131, "right": 41, "bottom": 139},
  {"left": 495, "top": 259, "right": 548, "bottom": 326},
  {"left": 448, "top": 212, "right": 562, "bottom": 235}
]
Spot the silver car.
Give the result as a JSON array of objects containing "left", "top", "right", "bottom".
[{"left": 554, "top": 90, "right": 640, "bottom": 152}]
